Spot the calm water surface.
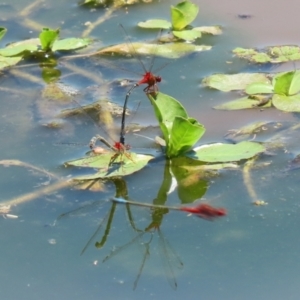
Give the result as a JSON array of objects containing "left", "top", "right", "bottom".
[{"left": 1, "top": 1, "right": 300, "bottom": 299}]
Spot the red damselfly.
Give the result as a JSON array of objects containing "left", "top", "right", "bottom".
[{"left": 118, "top": 24, "right": 168, "bottom": 145}]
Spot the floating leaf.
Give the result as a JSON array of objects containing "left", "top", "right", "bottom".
[
  {"left": 214, "top": 96, "right": 271, "bottom": 110},
  {"left": 203, "top": 73, "right": 270, "bottom": 92},
  {"left": 172, "top": 29, "right": 201, "bottom": 41},
  {"left": 138, "top": 19, "right": 171, "bottom": 29},
  {"left": 272, "top": 94, "right": 300, "bottom": 112},
  {"left": 98, "top": 42, "right": 211, "bottom": 59},
  {"left": 0, "top": 38, "right": 40, "bottom": 57},
  {"left": 66, "top": 152, "right": 154, "bottom": 179},
  {"left": 171, "top": 1, "right": 199, "bottom": 30},
  {"left": 52, "top": 38, "right": 92, "bottom": 51},
  {"left": 191, "top": 141, "right": 265, "bottom": 162},
  {"left": 0, "top": 56, "right": 22, "bottom": 70},
  {"left": 245, "top": 82, "right": 273, "bottom": 95}
]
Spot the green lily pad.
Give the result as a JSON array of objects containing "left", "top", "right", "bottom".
[
  {"left": 0, "top": 38, "right": 40, "bottom": 57},
  {"left": 214, "top": 96, "right": 272, "bottom": 110},
  {"left": 98, "top": 42, "right": 211, "bottom": 59},
  {"left": 138, "top": 19, "right": 171, "bottom": 29},
  {"left": 245, "top": 82, "right": 273, "bottom": 95},
  {"left": 66, "top": 152, "right": 154, "bottom": 179},
  {"left": 191, "top": 141, "right": 265, "bottom": 162},
  {"left": 52, "top": 38, "right": 92, "bottom": 51},
  {"left": 172, "top": 29, "right": 201, "bottom": 41},
  {"left": 272, "top": 94, "right": 300, "bottom": 112},
  {"left": 203, "top": 73, "right": 270, "bottom": 92},
  {"left": 0, "top": 56, "right": 23, "bottom": 70}
]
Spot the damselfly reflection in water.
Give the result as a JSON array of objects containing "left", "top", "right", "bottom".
[{"left": 57, "top": 198, "right": 183, "bottom": 290}]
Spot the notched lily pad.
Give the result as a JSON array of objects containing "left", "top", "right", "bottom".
[
  {"left": 190, "top": 141, "right": 265, "bottom": 162},
  {"left": 203, "top": 73, "right": 270, "bottom": 92}
]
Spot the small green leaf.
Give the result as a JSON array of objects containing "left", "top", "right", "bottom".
[
  {"left": 272, "top": 94, "right": 300, "bottom": 112},
  {"left": 274, "top": 71, "right": 300, "bottom": 96},
  {"left": 191, "top": 141, "right": 265, "bottom": 162},
  {"left": 245, "top": 82, "right": 273, "bottom": 95},
  {"left": 167, "top": 116, "right": 205, "bottom": 157},
  {"left": 39, "top": 28, "right": 60, "bottom": 51},
  {"left": 0, "top": 27, "right": 7, "bottom": 42},
  {"left": 52, "top": 38, "right": 91, "bottom": 51},
  {"left": 138, "top": 19, "right": 171, "bottom": 29},
  {"left": 203, "top": 73, "right": 270, "bottom": 92},
  {"left": 172, "top": 29, "right": 201, "bottom": 41},
  {"left": 171, "top": 1, "right": 199, "bottom": 30},
  {"left": 214, "top": 96, "right": 271, "bottom": 110},
  {"left": 148, "top": 92, "right": 188, "bottom": 136},
  {"left": 98, "top": 42, "right": 211, "bottom": 59}
]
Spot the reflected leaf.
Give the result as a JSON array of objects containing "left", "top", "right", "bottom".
[
  {"left": 171, "top": 156, "right": 237, "bottom": 203},
  {"left": 203, "top": 73, "right": 270, "bottom": 92},
  {"left": 42, "top": 83, "right": 74, "bottom": 101},
  {"left": 191, "top": 141, "right": 265, "bottom": 162},
  {"left": 97, "top": 42, "right": 211, "bottom": 59}
]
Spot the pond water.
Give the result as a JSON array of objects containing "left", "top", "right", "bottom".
[{"left": 1, "top": 0, "right": 300, "bottom": 300}]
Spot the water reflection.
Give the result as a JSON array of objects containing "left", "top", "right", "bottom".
[{"left": 58, "top": 178, "right": 184, "bottom": 290}]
